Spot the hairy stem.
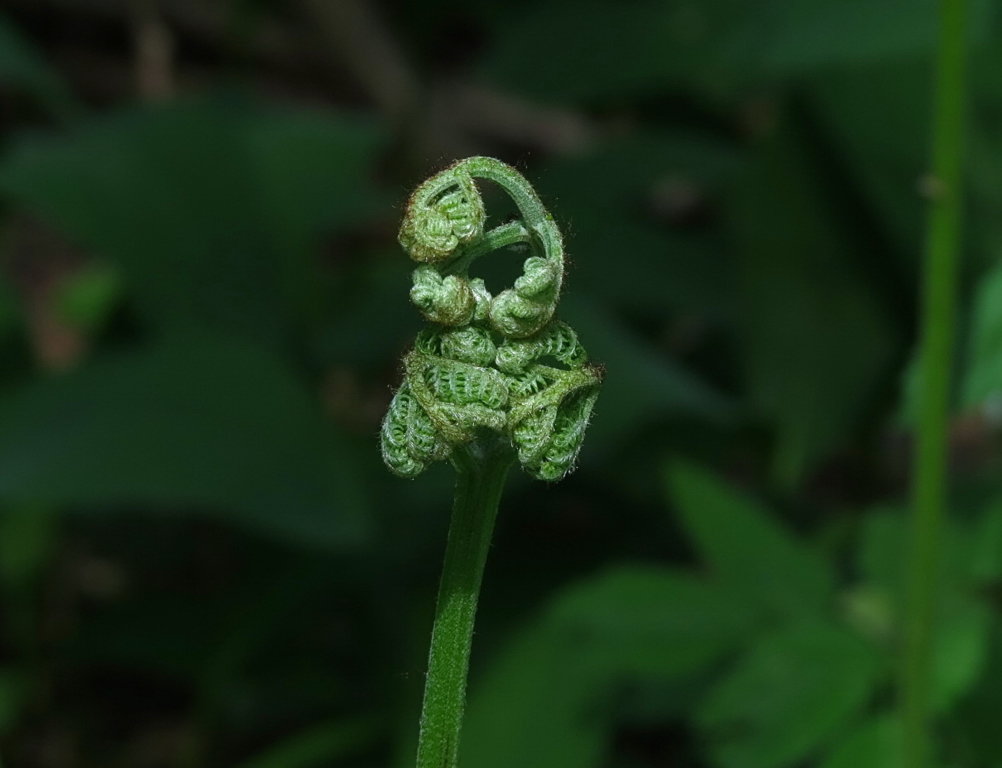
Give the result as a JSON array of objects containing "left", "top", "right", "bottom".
[
  {"left": 901, "top": 0, "right": 969, "bottom": 765},
  {"left": 461, "top": 157, "right": 564, "bottom": 283},
  {"left": 444, "top": 220, "right": 532, "bottom": 277},
  {"left": 416, "top": 440, "right": 513, "bottom": 768}
]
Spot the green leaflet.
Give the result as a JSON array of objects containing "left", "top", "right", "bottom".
[
  {"left": 478, "top": 0, "right": 993, "bottom": 104},
  {"left": 0, "top": 334, "right": 369, "bottom": 549},
  {"left": 697, "top": 621, "right": 883, "bottom": 768},
  {"left": 461, "top": 566, "right": 758, "bottom": 768},
  {"left": 665, "top": 460, "right": 834, "bottom": 617},
  {"left": 0, "top": 99, "right": 387, "bottom": 341}
]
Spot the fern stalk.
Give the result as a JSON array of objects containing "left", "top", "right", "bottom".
[
  {"left": 416, "top": 441, "right": 512, "bottom": 768},
  {"left": 381, "top": 157, "right": 602, "bottom": 767},
  {"left": 901, "top": 0, "right": 969, "bottom": 765}
]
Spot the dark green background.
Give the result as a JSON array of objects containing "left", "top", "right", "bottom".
[{"left": 1, "top": 1, "right": 1001, "bottom": 766}]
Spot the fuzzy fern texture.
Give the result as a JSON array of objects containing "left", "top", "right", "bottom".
[{"left": 381, "top": 157, "right": 602, "bottom": 481}]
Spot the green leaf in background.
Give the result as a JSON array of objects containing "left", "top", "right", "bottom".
[
  {"left": 547, "top": 566, "right": 760, "bottom": 680},
  {"left": 0, "top": 100, "right": 386, "bottom": 341},
  {"left": 461, "top": 625, "right": 607, "bottom": 768},
  {"left": 961, "top": 259, "right": 1002, "bottom": 411},
  {"left": 855, "top": 504, "right": 996, "bottom": 601},
  {"left": 729, "top": 120, "right": 897, "bottom": 487},
  {"left": 666, "top": 460, "right": 834, "bottom": 617},
  {"left": 967, "top": 53, "right": 1002, "bottom": 268},
  {"left": 0, "top": 270, "right": 19, "bottom": 342},
  {"left": 0, "top": 667, "right": 26, "bottom": 736},
  {"left": 855, "top": 507, "right": 995, "bottom": 713},
  {"left": 0, "top": 334, "right": 369, "bottom": 548},
  {"left": 0, "top": 12, "right": 78, "bottom": 119},
  {"left": 697, "top": 621, "right": 883, "bottom": 768},
  {"left": 237, "top": 717, "right": 380, "bottom": 768},
  {"left": 316, "top": 254, "right": 419, "bottom": 368},
  {"left": 53, "top": 261, "right": 122, "bottom": 334},
  {"left": 477, "top": 0, "right": 991, "bottom": 104},
  {"left": 953, "top": 625, "right": 1002, "bottom": 767},
  {"left": 0, "top": 504, "right": 56, "bottom": 592},
  {"left": 809, "top": 58, "right": 930, "bottom": 261},
  {"left": 247, "top": 109, "right": 389, "bottom": 289},
  {"left": 856, "top": 508, "right": 907, "bottom": 594},
  {"left": 967, "top": 499, "right": 1002, "bottom": 583},
  {"left": 930, "top": 599, "right": 991, "bottom": 714},
  {"left": 535, "top": 133, "right": 739, "bottom": 315},
  {"left": 820, "top": 715, "right": 903, "bottom": 768},
  {"left": 563, "top": 295, "right": 734, "bottom": 451},
  {"left": 462, "top": 565, "right": 758, "bottom": 768}
]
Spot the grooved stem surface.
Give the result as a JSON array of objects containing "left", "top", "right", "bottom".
[
  {"left": 902, "top": 0, "right": 969, "bottom": 765},
  {"left": 415, "top": 444, "right": 512, "bottom": 768}
]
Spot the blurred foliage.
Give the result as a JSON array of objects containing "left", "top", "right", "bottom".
[{"left": 0, "top": 1, "right": 1001, "bottom": 767}]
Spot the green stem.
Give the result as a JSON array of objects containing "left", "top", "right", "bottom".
[
  {"left": 415, "top": 440, "right": 513, "bottom": 768},
  {"left": 444, "top": 220, "right": 532, "bottom": 277},
  {"left": 462, "top": 157, "right": 564, "bottom": 287},
  {"left": 901, "top": 1, "right": 969, "bottom": 766}
]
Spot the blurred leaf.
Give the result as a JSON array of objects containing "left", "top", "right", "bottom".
[
  {"left": 53, "top": 262, "right": 121, "bottom": 334},
  {"left": 478, "top": 0, "right": 992, "bottom": 104},
  {"left": 857, "top": 505, "right": 988, "bottom": 595},
  {"left": 697, "top": 621, "right": 883, "bottom": 768},
  {"left": 961, "top": 259, "right": 1002, "bottom": 410},
  {"left": 238, "top": 717, "right": 380, "bottom": 768},
  {"left": 809, "top": 58, "right": 929, "bottom": 260},
  {"left": 247, "top": 109, "right": 388, "bottom": 264},
  {"left": 930, "top": 599, "right": 991, "bottom": 713},
  {"left": 0, "top": 100, "right": 386, "bottom": 341},
  {"left": 0, "top": 667, "right": 26, "bottom": 735},
  {"left": 855, "top": 507, "right": 993, "bottom": 712},
  {"left": 666, "top": 460, "right": 834, "bottom": 617},
  {"left": 820, "top": 715, "right": 903, "bottom": 768},
  {"left": 317, "top": 254, "right": 416, "bottom": 367},
  {"left": 953, "top": 624, "right": 1002, "bottom": 766},
  {"left": 968, "top": 499, "right": 1002, "bottom": 583},
  {"left": 729, "top": 120, "right": 896, "bottom": 486},
  {"left": 0, "top": 334, "right": 369, "bottom": 548},
  {"left": 70, "top": 595, "right": 238, "bottom": 681},
  {"left": 856, "top": 508, "right": 907, "bottom": 594},
  {"left": 563, "top": 294, "right": 734, "bottom": 451},
  {"left": 462, "top": 565, "right": 758, "bottom": 768},
  {"left": 548, "top": 566, "right": 760, "bottom": 679},
  {"left": 535, "top": 133, "right": 738, "bottom": 315},
  {"left": 0, "top": 271, "right": 18, "bottom": 341},
  {"left": 0, "top": 13, "right": 78, "bottom": 118},
  {"left": 967, "top": 47, "right": 1002, "bottom": 268},
  {"left": 0, "top": 504, "right": 55, "bottom": 590},
  {"left": 840, "top": 585, "right": 895, "bottom": 645},
  {"left": 462, "top": 620, "right": 607, "bottom": 768}
]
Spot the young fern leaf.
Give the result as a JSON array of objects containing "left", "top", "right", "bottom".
[
  {"left": 382, "top": 157, "right": 602, "bottom": 768},
  {"left": 381, "top": 156, "right": 602, "bottom": 482}
]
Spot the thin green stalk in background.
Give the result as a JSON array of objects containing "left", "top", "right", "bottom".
[
  {"left": 901, "top": 1, "right": 970, "bottom": 766},
  {"left": 416, "top": 442, "right": 513, "bottom": 768}
]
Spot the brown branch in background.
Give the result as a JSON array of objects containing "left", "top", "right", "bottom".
[
  {"left": 297, "top": 0, "right": 419, "bottom": 121},
  {"left": 130, "top": 0, "right": 175, "bottom": 101},
  {"left": 7, "top": 0, "right": 596, "bottom": 159},
  {"left": 3, "top": 0, "right": 325, "bottom": 78},
  {"left": 447, "top": 83, "right": 595, "bottom": 154},
  {"left": 295, "top": 0, "right": 594, "bottom": 159}
]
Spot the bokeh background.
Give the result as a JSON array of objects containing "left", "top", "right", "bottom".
[{"left": 1, "top": 1, "right": 1001, "bottom": 766}]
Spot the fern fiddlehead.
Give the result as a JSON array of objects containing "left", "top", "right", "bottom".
[
  {"left": 382, "top": 157, "right": 602, "bottom": 768},
  {"left": 382, "top": 156, "right": 602, "bottom": 481}
]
